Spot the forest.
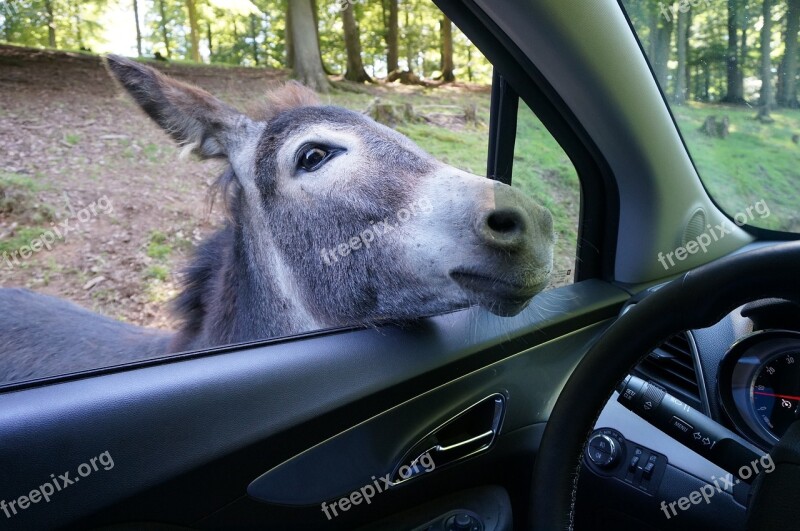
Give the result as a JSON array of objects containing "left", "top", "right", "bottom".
[
  {"left": 625, "top": 0, "right": 800, "bottom": 114},
  {"left": 0, "top": 0, "right": 493, "bottom": 90},
  {"left": 3, "top": 1, "right": 800, "bottom": 107}
]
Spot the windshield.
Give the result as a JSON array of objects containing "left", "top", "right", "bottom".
[{"left": 621, "top": 0, "right": 800, "bottom": 234}]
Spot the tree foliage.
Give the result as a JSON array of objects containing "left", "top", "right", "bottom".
[
  {"left": 5, "top": 0, "right": 796, "bottom": 102},
  {"left": 0, "top": 0, "right": 491, "bottom": 83}
]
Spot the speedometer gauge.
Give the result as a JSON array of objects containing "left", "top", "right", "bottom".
[
  {"left": 719, "top": 330, "right": 800, "bottom": 447},
  {"left": 751, "top": 351, "right": 800, "bottom": 438}
]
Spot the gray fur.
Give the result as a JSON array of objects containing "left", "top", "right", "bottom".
[{"left": 0, "top": 56, "right": 555, "bottom": 383}]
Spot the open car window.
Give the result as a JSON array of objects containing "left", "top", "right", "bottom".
[{"left": 0, "top": 2, "right": 580, "bottom": 387}]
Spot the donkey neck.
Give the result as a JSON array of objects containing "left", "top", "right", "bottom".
[{"left": 170, "top": 200, "right": 322, "bottom": 353}]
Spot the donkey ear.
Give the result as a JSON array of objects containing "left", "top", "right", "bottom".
[{"left": 104, "top": 55, "right": 249, "bottom": 159}]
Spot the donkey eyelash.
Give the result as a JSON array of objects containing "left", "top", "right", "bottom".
[{"left": 294, "top": 144, "right": 345, "bottom": 174}]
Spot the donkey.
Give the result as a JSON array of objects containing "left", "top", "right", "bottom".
[{"left": 0, "top": 55, "right": 554, "bottom": 383}]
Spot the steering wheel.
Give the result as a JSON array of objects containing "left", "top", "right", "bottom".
[{"left": 530, "top": 240, "right": 800, "bottom": 530}]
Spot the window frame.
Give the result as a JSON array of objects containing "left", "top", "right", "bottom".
[{"left": 444, "top": 0, "right": 620, "bottom": 282}]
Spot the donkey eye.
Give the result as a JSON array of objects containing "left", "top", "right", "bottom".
[{"left": 298, "top": 146, "right": 331, "bottom": 172}]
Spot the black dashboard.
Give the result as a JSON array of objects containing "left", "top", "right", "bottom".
[{"left": 578, "top": 290, "right": 800, "bottom": 530}]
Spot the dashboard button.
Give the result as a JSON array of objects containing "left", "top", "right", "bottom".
[
  {"left": 587, "top": 434, "right": 619, "bottom": 468},
  {"left": 669, "top": 416, "right": 693, "bottom": 435}
]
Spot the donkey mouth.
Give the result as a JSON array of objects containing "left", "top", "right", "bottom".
[{"left": 449, "top": 270, "right": 548, "bottom": 317}]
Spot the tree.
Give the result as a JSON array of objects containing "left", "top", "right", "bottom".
[
  {"left": 69, "top": 0, "right": 82, "bottom": 48},
  {"left": 185, "top": 0, "right": 200, "bottom": 62},
  {"left": 759, "top": 0, "right": 774, "bottom": 115},
  {"left": 157, "top": 0, "right": 172, "bottom": 58},
  {"left": 404, "top": 1, "right": 415, "bottom": 72},
  {"left": 133, "top": 0, "right": 142, "bottom": 56},
  {"left": 249, "top": 15, "right": 259, "bottom": 65},
  {"left": 342, "top": 3, "right": 371, "bottom": 82},
  {"left": 778, "top": 0, "right": 800, "bottom": 107},
  {"left": 385, "top": 0, "right": 398, "bottom": 73},
  {"left": 674, "top": 5, "right": 689, "bottom": 104},
  {"left": 440, "top": 15, "right": 454, "bottom": 82},
  {"left": 649, "top": 2, "right": 673, "bottom": 89},
  {"left": 723, "top": 0, "right": 745, "bottom": 103},
  {"left": 285, "top": 2, "right": 294, "bottom": 68},
  {"left": 288, "top": 0, "right": 329, "bottom": 92},
  {"left": 44, "top": 0, "right": 56, "bottom": 48}
]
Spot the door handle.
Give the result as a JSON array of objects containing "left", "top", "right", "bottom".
[{"left": 391, "top": 394, "right": 505, "bottom": 485}]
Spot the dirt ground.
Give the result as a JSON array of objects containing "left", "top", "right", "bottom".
[{"left": 0, "top": 45, "right": 290, "bottom": 329}]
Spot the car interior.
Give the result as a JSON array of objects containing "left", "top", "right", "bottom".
[{"left": 2, "top": 0, "right": 799, "bottom": 530}]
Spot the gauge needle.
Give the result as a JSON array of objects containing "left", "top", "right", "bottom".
[{"left": 753, "top": 391, "right": 800, "bottom": 401}]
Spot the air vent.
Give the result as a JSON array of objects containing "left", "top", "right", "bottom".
[{"left": 633, "top": 333, "right": 704, "bottom": 412}]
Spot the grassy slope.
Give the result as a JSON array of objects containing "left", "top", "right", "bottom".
[{"left": 673, "top": 103, "right": 800, "bottom": 232}]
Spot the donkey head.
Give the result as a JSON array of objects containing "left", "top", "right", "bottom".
[{"left": 105, "top": 56, "right": 554, "bottom": 338}]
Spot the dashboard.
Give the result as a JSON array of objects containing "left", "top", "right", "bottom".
[{"left": 578, "top": 289, "right": 800, "bottom": 530}]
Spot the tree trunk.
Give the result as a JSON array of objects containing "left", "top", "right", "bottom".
[
  {"left": 739, "top": 1, "right": 749, "bottom": 95},
  {"left": 440, "top": 16, "right": 455, "bottom": 82},
  {"left": 342, "top": 4, "right": 371, "bottom": 82},
  {"left": 186, "top": 0, "right": 200, "bottom": 62},
  {"left": 158, "top": 0, "right": 171, "bottom": 58},
  {"left": 70, "top": 0, "right": 82, "bottom": 48},
  {"left": 288, "top": 0, "right": 329, "bottom": 92},
  {"left": 404, "top": 2, "right": 414, "bottom": 72},
  {"left": 723, "top": 0, "right": 745, "bottom": 103},
  {"left": 674, "top": 7, "right": 689, "bottom": 104},
  {"left": 249, "top": 15, "right": 259, "bottom": 65},
  {"left": 685, "top": 9, "right": 692, "bottom": 100},
  {"left": 760, "top": 0, "right": 774, "bottom": 112},
  {"left": 206, "top": 20, "right": 212, "bottom": 59},
  {"left": 649, "top": 3, "right": 673, "bottom": 89},
  {"left": 467, "top": 46, "right": 473, "bottom": 82},
  {"left": 778, "top": 0, "right": 800, "bottom": 107},
  {"left": 133, "top": 0, "right": 143, "bottom": 56},
  {"left": 307, "top": 0, "right": 332, "bottom": 75},
  {"left": 386, "top": 0, "right": 399, "bottom": 73},
  {"left": 286, "top": 3, "right": 294, "bottom": 68},
  {"left": 44, "top": 0, "right": 56, "bottom": 48}
]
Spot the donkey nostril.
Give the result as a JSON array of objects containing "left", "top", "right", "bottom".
[{"left": 486, "top": 209, "right": 524, "bottom": 235}]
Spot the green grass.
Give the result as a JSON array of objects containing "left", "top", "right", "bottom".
[
  {"left": 145, "top": 264, "right": 170, "bottom": 282},
  {"left": 0, "top": 226, "right": 48, "bottom": 255},
  {"left": 0, "top": 172, "right": 58, "bottom": 259},
  {"left": 146, "top": 230, "right": 172, "bottom": 260},
  {"left": 63, "top": 132, "right": 81, "bottom": 146},
  {"left": 673, "top": 103, "right": 800, "bottom": 232}
]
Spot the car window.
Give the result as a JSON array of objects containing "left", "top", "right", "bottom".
[
  {"left": 621, "top": 0, "right": 800, "bottom": 234},
  {"left": 0, "top": 1, "right": 579, "bottom": 386},
  {"left": 513, "top": 102, "right": 579, "bottom": 289}
]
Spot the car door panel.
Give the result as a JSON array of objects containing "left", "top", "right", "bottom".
[{"left": 0, "top": 280, "right": 626, "bottom": 530}]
